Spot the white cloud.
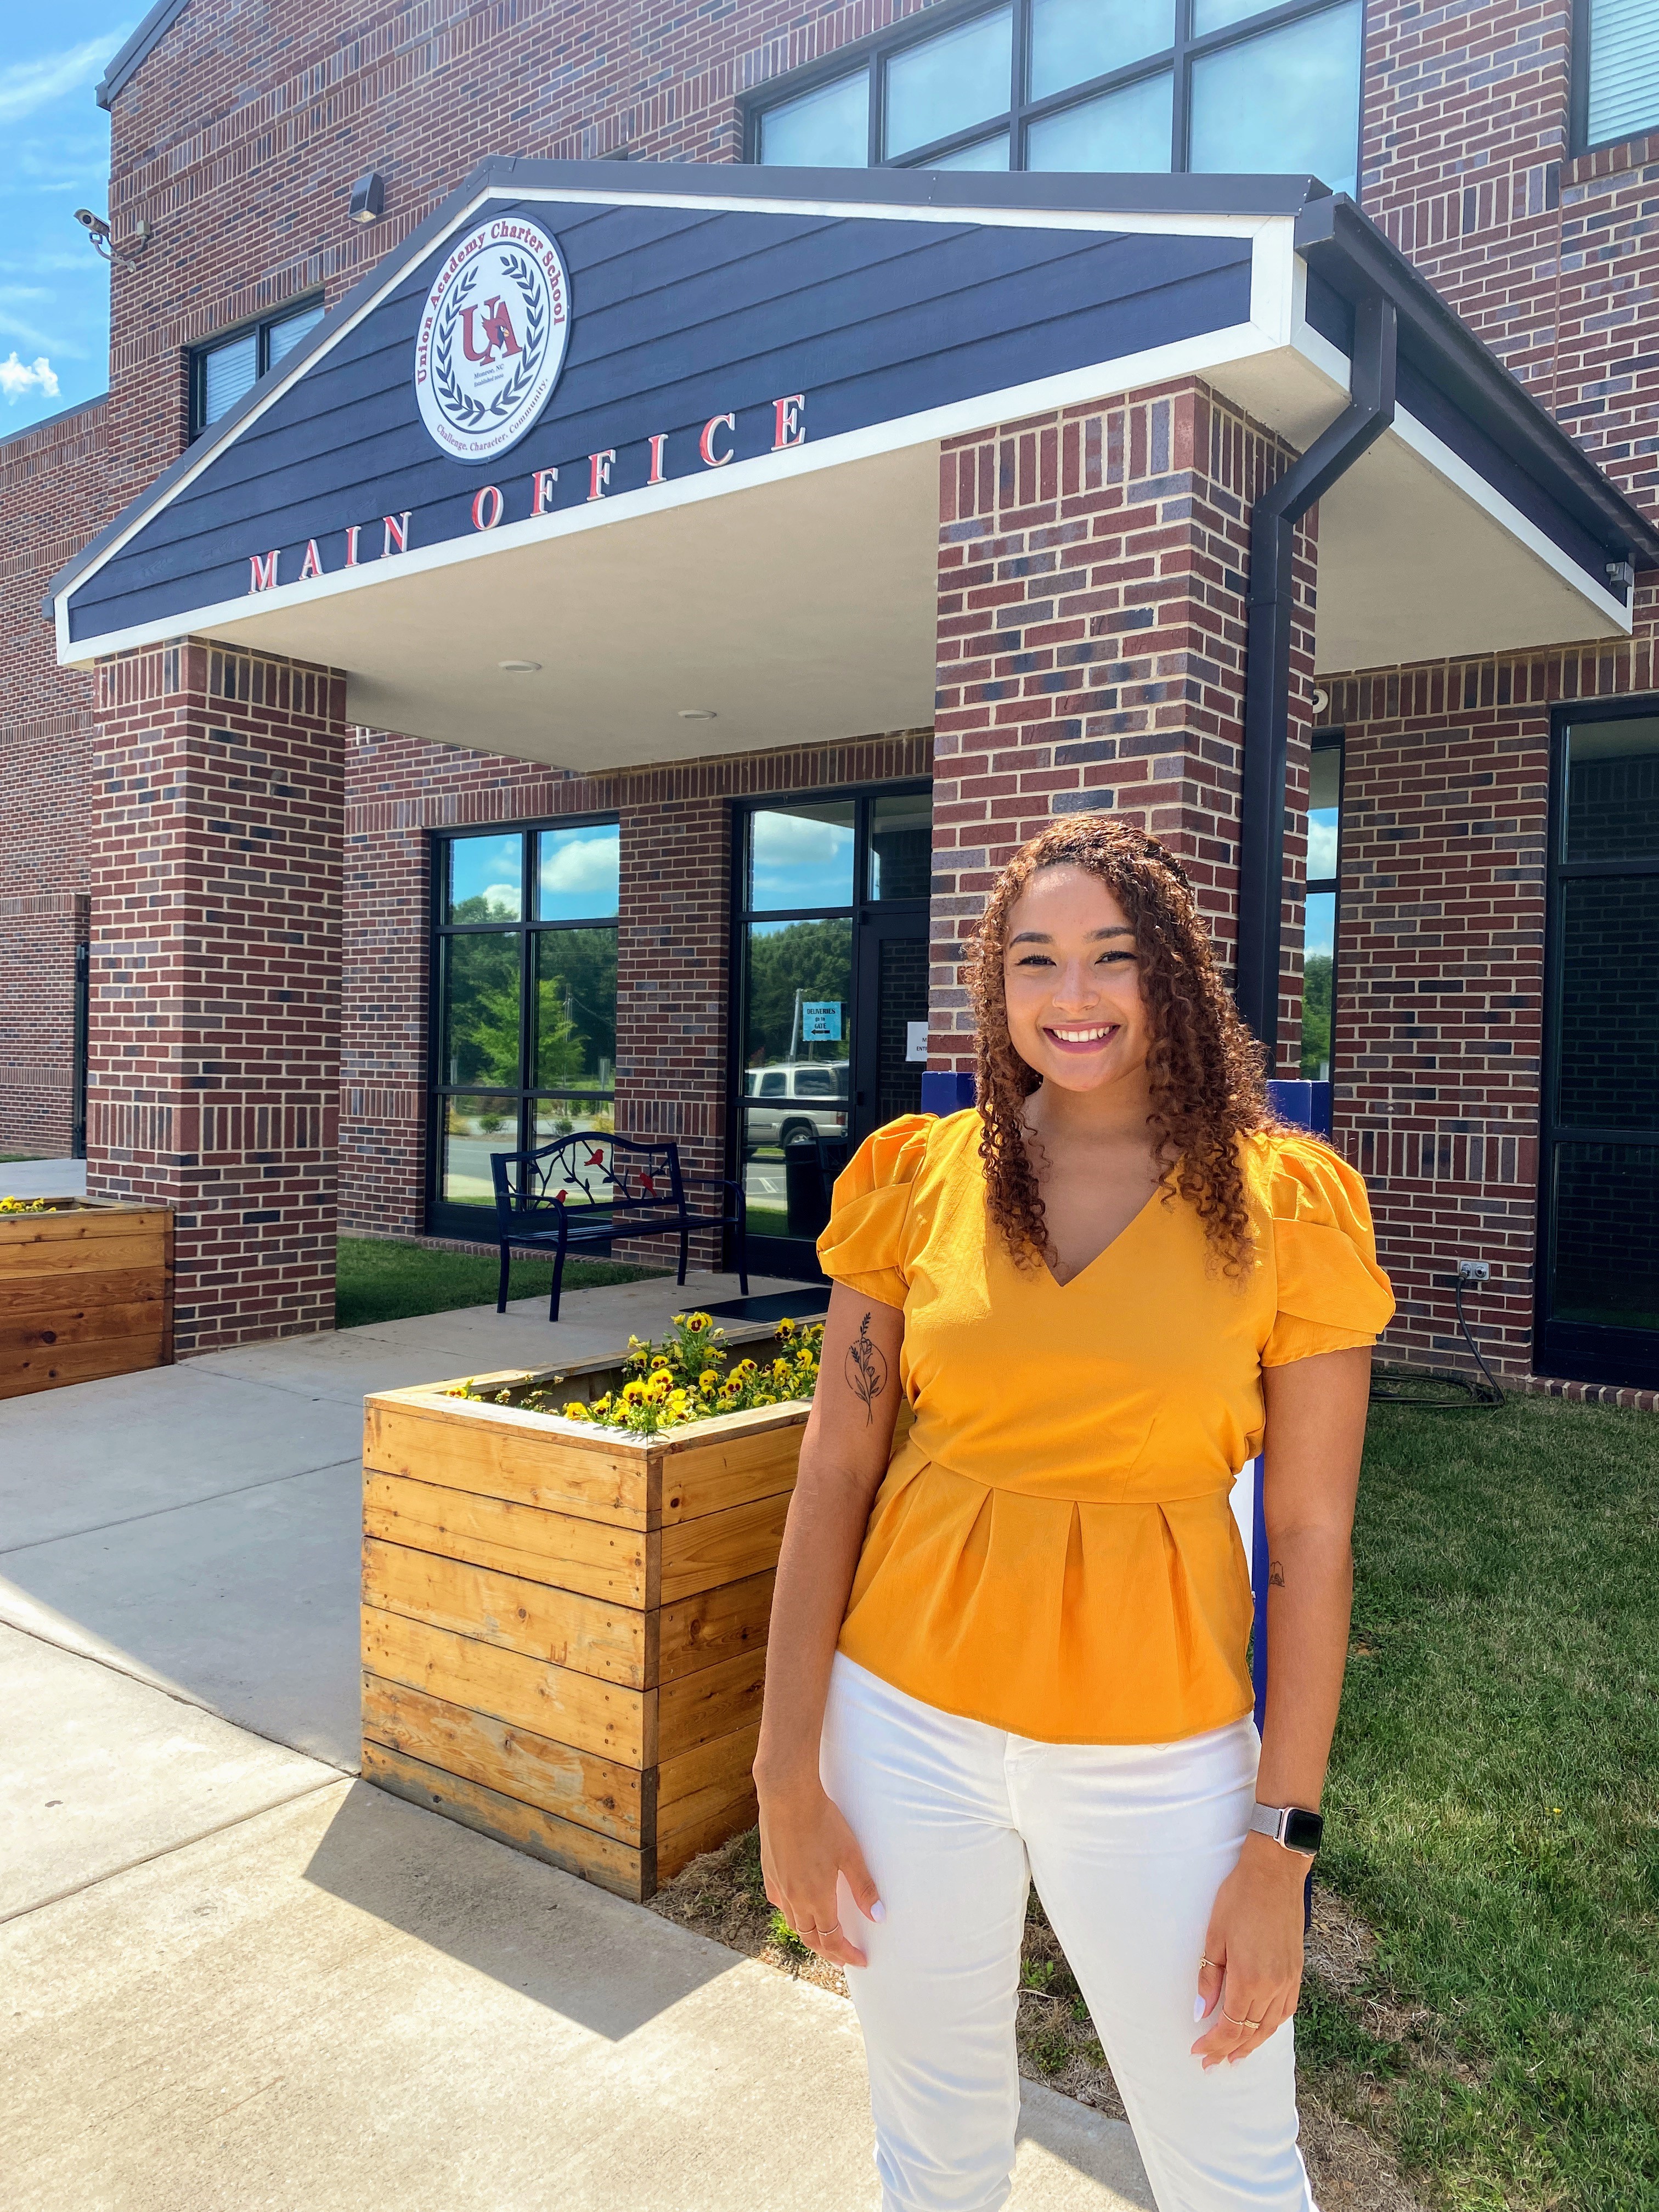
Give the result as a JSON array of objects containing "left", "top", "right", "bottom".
[
  {"left": 1307, "top": 817, "right": 1339, "bottom": 878},
  {"left": 539, "top": 834, "right": 618, "bottom": 897},
  {"left": 0, "top": 352, "right": 60, "bottom": 403},
  {"left": 0, "top": 30, "right": 136, "bottom": 126}
]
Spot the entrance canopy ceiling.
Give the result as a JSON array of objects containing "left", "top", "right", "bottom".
[{"left": 51, "top": 162, "right": 1659, "bottom": 772}]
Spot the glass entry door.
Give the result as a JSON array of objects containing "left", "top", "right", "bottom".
[
  {"left": 1539, "top": 709, "right": 1659, "bottom": 1386},
  {"left": 735, "top": 787, "right": 931, "bottom": 1279}
]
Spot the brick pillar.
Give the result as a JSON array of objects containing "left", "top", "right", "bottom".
[
  {"left": 88, "top": 639, "right": 346, "bottom": 1352},
  {"left": 930, "top": 377, "right": 1317, "bottom": 1078}
]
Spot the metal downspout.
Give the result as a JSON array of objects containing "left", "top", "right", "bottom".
[{"left": 1235, "top": 291, "right": 1398, "bottom": 1056}]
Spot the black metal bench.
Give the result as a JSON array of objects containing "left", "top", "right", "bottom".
[{"left": 490, "top": 1132, "right": 748, "bottom": 1321}]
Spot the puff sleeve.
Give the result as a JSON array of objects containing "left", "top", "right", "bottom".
[
  {"left": 1261, "top": 1136, "right": 1395, "bottom": 1367},
  {"left": 814, "top": 1113, "right": 934, "bottom": 1311}
]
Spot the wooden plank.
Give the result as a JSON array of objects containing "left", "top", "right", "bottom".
[
  {"left": 656, "top": 1571, "right": 774, "bottom": 1685},
  {"left": 363, "top": 1537, "right": 648, "bottom": 1688},
  {"left": 0, "top": 1332, "right": 166, "bottom": 1400},
  {"left": 363, "top": 1741, "right": 647, "bottom": 1901},
  {"left": 656, "top": 1722, "right": 759, "bottom": 1829},
  {"left": 658, "top": 1419, "right": 803, "bottom": 1523},
  {"left": 659, "top": 1493, "right": 791, "bottom": 1605},
  {"left": 0, "top": 1233, "right": 167, "bottom": 1282},
  {"left": 654, "top": 1784, "right": 761, "bottom": 1887},
  {"left": 0, "top": 1206, "right": 169, "bottom": 1246},
  {"left": 361, "top": 1607, "right": 652, "bottom": 1767},
  {"left": 0, "top": 1267, "right": 167, "bottom": 1324},
  {"left": 363, "top": 1471, "right": 651, "bottom": 1607},
  {"left": 0, "top": 1301, "right": 170, "bottom": 1358},
  {"left": 656, "top": 1644, "right": 767, "bottom": 1763},
  {"left": 363, "top": 1396, "right": 653, "bottom": 1527},
  {"left": 360, "top": 1673, "right": 646, "bottom": 1845}
]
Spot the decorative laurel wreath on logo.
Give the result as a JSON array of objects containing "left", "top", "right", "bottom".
[
  {"left": 432, "top": 262, "right": 488, "bottom": 430},
  {"left": 414, "top": 217, "right": 569, "bottom": 460},
  {"left": 429, "top": 252, "right": 550, "bottom": 431},
  {"left": 487, "top": 250, "right": 546, "bottom": 421}
]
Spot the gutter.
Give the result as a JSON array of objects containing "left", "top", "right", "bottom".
[{"left": 1234, "top": 291, "right": 1397, "bottom": 1057}]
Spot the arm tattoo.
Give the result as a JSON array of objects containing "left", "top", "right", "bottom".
[
  {"left": 1268, "top": 1559, "right": 1285, "bottom": 1587},
  {"left": 844, "top": 1310, "right": 889, "bottom": 1425}
]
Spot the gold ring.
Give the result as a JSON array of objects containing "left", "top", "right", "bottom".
[
  {"left": 1222, "top": 2008, "right": 1261, "bottom": 2030},
  {"left": 1199, "top": 1956, "right": 1220, "bottom": 1971}
]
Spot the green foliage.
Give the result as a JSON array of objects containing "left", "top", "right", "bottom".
[
  {"left": 334, "top": 1237, "right": 662, "bottom": 1329},
  {"left": 1300, "top": 952, "right": 1333, "bottom": 1079},
  {"left": 467, "top": 1312, "right": 825, "bottom": 1434},
  {"left": 744, "top": 918, "right": 851, "bottom": 1065},
  {"left": 769, "top": 1910, "right": 810, "bottom": 1962}
]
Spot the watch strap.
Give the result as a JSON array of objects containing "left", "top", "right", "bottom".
[{"left": 1250, "top": 1803, "right": 1324, "bottom": 1856}]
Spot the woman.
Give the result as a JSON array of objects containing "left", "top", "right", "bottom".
[{"left": 753, "top": 815, "right": 1393, "bottom": 2212}]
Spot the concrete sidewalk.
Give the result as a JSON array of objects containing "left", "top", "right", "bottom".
[{"left": 1, "top": 1272, "right": 1154, "bottom": 2210}]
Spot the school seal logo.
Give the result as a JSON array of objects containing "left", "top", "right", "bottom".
[{"left": 413, "top": 217, "right": 571, "bottom": 462}]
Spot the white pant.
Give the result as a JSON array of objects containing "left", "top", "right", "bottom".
[{"left": 819, "top": 1655, "right": 1314, "bottom": 2212}]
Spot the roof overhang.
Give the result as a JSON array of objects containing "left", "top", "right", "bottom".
[{"left": 50, "top": 162, "right": 1658, "bottom": 772}]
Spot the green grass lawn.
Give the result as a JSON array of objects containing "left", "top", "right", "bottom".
[
  {"left": 336, "top": 1235, "right": 668, "bottom": 1330},
  {"left": 1300, "top": 1392, "right": 1659, "bottom": 2210}
]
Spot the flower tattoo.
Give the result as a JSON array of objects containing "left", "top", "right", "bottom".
[{"left": 845, "top": 1310, "right": 889, "bottom": 1424}]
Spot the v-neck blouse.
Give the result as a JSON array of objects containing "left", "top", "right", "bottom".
[{"left": 816, "top": 1109, "right": 1395, "bottom": 1745}]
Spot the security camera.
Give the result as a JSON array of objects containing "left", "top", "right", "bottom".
[
  {"left": 75, "top": 208, "right": 112, "bottom": 241},
  {"left": 74, "top": 208, "right": 153, "bottom": 264}
]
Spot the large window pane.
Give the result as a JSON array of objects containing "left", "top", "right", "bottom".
[
  {"left": 533, "top": 928, "right": 617, "bottom": 1092},
  {"left": 741, "top": 918, "right": 853, "bottom": 1239},
  {"left": 447, "top": 832, "right": 522, "bottom": 922},
  {"left": 266, "top": 303, "right": 324, "bottom": 366},
  {"left": 1562, "top": 718, "right": 1659, "bottom": 862},
  {"left": 1029, "top": 0, "right": 1173, "bottom": 100},
  {"left": 1192, "top": 0, "right": 1277, "bottom": 35},
  {"left": 201, "top": 332, "right": 259, "bottom": 427},
  {"left": 1028, "top": 71, "right": 1173, "bottom": 171},
  {"left": 869, "top": 792, "right": 933, "bottom": 899},
  {"left": 440, "top": 933, "right": 522, "bottom": 1088},
  {"left": 747, "top": 801, "right": 856, "bottom": 911},
  {"left": 1308, "top": 746, "right": 1340, "bottom": 883},
  {"left": 927, "top": 133, "right": 1012, "bottom": 170},
  {"left": 1555, "top": 876, "right": 1659, "bottom": 1134},
  {"left": 759, "top": 71, "right": 869, "bottom": 165},
  {"left": 441, "top": 1094, "right": 519, "bottom": 1207},
  {"left": 1189, "top": 1, "right": 1362, "bottom": 199},
  {"left": 1550, "top": 1142, "right": 1659, "bottom": 1330},
  {"left": 537, "top": 822, "right": 619, "bottom": 919},
  {"left": 533, "top": 1098, "right": 616, "bottom": 1144},
  {"left": 885, "top": 7, "right": 1013, "bottom": 159},
  {"left": 1587, "top": 0, "right": 1659, "bottom": 149}
]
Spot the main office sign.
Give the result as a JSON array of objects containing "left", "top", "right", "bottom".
[{"left": 414, "top": 217, "right": 571, "bottom": 462}]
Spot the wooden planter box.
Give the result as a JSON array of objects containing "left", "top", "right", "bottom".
[
  {"left": 0, "top": 1197, "right": 173, "bottom": 1400},
  {"left": 360, "top": 1331, "right": 809, "bottom": 1901}
]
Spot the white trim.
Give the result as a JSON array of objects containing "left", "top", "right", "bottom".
[
  {"left": 54, "top": 184, "right": 1283, "bottom": 630},
  {"left": 59, "top": 317, "right": 1284, "bottom": 667}
]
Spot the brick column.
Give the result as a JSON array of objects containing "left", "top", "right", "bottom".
[
  {"left": 930, "top": 377, "right": 1317, "bottom": 1079},
  {"left": 88, "top": 639, "right": 346, "bottom": 1352}
]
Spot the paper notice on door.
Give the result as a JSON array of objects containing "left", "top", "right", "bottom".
[
  {"left": 801, "top": 1000, "right": 842, "bottom": 1042},
  {"left": 906, "top": 1020, "right": 929, "bottom": 1064}
]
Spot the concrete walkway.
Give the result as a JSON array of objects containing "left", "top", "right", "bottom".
[
  {"left": 0, "top": 1154, "right": 86, "bottom": 1198},
  {"left": 1, "top": 1271, "right": 1154, "bottom": 2210}
]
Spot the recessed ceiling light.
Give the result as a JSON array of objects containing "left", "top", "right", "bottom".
[
  {"left": 498, "top": 659, "right": 541, "bottom": 673},
  {"left": 677, "top": 706, "right": 717, "bottom": 720}
]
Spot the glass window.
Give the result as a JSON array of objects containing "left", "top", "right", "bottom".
[
  {"left": 747, "top": 800, "right": 857, "bottom": 911},
  {"left": 927, "top": 133, "right": 1013, "bottom": 170},
  {"left": 266, "top": 303, "right": 324, "bottom": 366},
  {"left": 1300, "top": 742, "right": 1341, "bottom": 1082},
  {"left": 1307, "top": 745, "right": 1340, "bottom": 881},
  {"left": 1189, "top": 2, "right": 1363, "bottom": 199},
  {"left": 759, "top": 71, "right": 870, "bottom": 165},
  {"left": 537, "top": 822, "right": 620, "bottom": 919},
  {"left": 1028, "top": 72, "right": 1174, "bottom": 170},
  {"left": 447, "top": 832, "right": 523, "bottom": 922},
  {"left": 885, "top": 7, "right": 1013, "bottom": 159},
  {"left": 533, "top": 928, "right": 618, "bottom": 1092},
  {"left": 1192, "top": 0, "right": 1277, "bottom": 33},
  {"left": 1562, "top": 717, "right": 1659, "bottom": 863},
  {"left": 201, "top": 332, "right": 258, "bottom": 428},
  {"left": 1549, "top": 1143, "right": 1659, "bottom": 1328},
  {"left": 440, "top": 1095, "right": 518, "bottom": 1209},
  {"left": 439, "top": 934, "right": 522, "bottom": 1088},
  {"left": 869, "top": 792, "right": 933, "bottom": 899},
  {"left": 1029, "top": 0, "right": 1174, "bottom": 100},
  {"left": 1585, "top": 0, "right": 1659, "bottom": 149}
]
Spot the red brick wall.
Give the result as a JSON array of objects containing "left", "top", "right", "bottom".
[
  {"left": 341, "top": 726, "right": 932, "bottom": 1239},
  {"left": 931, "top": 376, "right": 1318, "bottom": 1080},
  {"left": 87, "top": 640, "right": 346, "bottom": 1352},
  {"left": 1324, "top": 582, "right": 1659, "bottom": 1378},
  {"left": 0, "top": 398, "right": 106, "bottom": 1155}
]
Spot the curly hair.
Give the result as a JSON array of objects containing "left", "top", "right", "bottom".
[{"left": 967, "top": 815, "right": 1271, "bottom": 1275}]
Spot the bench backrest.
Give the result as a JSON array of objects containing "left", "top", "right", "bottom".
[{"left": 490, "top": 1132, "right": 684, "bottom": 1222}]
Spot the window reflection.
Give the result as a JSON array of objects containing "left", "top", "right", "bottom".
[
  {"left": 748, "top": 802, "right": 857, "bottom": 911},
  {"left": 1029, "top": 0, "right": 1173, "bottom": 100},
  {"left": 448, "top": 832, "right": 523, "bottom": 922},
  {"left": 885, "top": 7, "right": 1013, "bottom": 158},
  {"left": 533, "top": 929, "right": 618, "bottom": 1092},
  {"left": 870, "top": 792, "right": 934, "bottom": 899},
  {"left": 1189, "top": 1, "right": 1363, "bottom": 198},
  {"left": 758, "top": 70, "right": 868, "bottom": 165},
  {"left": 441, "top": 933, "right": 522, "bottom": 1087},
  {"left": 441, "top": 1095, "right": 520, "bottom": 1207},
  {"left": 1028, "top": 72, "right": 1172, "bottom": 170},
  {"left": 537, "top": 823, "right": 619, "bottom": 919},
  {"left": 927, "top": 133, "right": 1012, "bottom": 170}
]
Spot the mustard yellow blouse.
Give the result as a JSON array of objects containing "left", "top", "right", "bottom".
[{"left": 816, "top": 1110, "right": 1395, "bottom": 1745}]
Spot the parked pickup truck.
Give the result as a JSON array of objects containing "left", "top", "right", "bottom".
[{"left": 743, "top": 1060, "right": 849, "bottom": 1150}]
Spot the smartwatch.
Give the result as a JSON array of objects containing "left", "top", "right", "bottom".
[{"left": 1249, "top": 1803, "right": 1324, "bottom": 1859}]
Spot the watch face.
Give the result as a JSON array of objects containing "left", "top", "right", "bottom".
[{"left": 1284, "top": 1808, "right": 1324, "bottom": 1854}]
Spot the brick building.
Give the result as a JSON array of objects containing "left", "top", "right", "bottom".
[{"left": 4, "top": 0, "right": 1658, "bottom": 1392}]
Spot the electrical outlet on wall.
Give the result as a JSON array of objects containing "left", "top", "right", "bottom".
[{"left": 1457, "top": 1259, "right": 1491, "bottom": 1283}]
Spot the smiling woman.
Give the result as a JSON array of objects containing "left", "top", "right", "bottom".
[{"left": 0, "top": 13, "right": 136, "bottom": 428}]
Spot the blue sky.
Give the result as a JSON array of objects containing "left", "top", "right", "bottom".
[{"left": 0, "top": 8, "right": 137, "bottom": 432}]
